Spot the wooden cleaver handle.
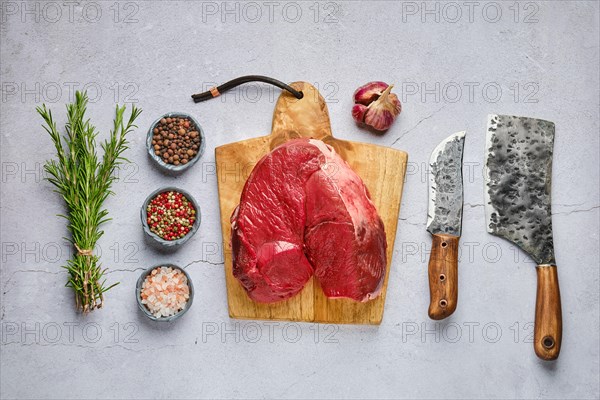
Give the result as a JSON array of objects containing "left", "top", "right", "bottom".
[
  {"left": 427, "top": 234, "right": 459, "bottom": 320},
  {"left": 534, "top": 265, "right": 562, "bottom": 360}
]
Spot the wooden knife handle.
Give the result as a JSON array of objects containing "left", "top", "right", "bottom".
[
  {"left": 427, "top": 234, "right": 459, "bottom": 320},
  {"left": 534, "top": 265, "right": 562, "bottom": 360}
]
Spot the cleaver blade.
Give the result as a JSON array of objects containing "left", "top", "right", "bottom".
[{"left": 484, "top": 114, "right": 562, "bottom": 360}]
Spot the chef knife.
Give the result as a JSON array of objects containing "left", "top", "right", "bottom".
[
  {"left": 484, "top": 114, "right": 562, "bottom": 360},
  {"left": 426, "top": 131, "right": 466, "bottom": 320}
]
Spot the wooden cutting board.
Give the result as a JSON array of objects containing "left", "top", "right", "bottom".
[{"left": 215, "top": 82, "right": 408, "bottom": 324}]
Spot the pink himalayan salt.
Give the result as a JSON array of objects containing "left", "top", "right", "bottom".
[{"left": 140, "top": 266, "right": 190, "bottom": 318}]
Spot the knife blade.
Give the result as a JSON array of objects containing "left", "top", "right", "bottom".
[
  {"left": 484, "top": 114, "right": 562, "bottom": 360},
  {"left": 426, "top": 131, "right": 465, "bottom": 320}
]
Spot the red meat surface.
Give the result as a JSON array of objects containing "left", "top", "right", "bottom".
[{"left": 231, "top": 138, "right": 386, "bottom": 303}]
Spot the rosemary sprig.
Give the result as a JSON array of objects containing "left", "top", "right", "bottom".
[{"left": 37, "top": 91, "right": 142, "bottom": 312}]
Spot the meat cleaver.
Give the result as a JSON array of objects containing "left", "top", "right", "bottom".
[
  {"left": 426, "top": 131, "right": 466, "bottom": 320},
  {"left": 484, "top": 114, "right": 562, "bottom": 360}
]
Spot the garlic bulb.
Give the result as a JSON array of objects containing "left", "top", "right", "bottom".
[{"left": 352, "top": 82, "right": 402, "bottom": 131}]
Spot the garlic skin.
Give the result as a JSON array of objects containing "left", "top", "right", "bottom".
[
  {"left": 353, "top": 81, "right": 389, "bottom": 105},
  {"left": 352, "top": 82, "right": 402, "bottom": 131},
  {"left": 351, "top": 104, "right": 368, "bottom": 122}
]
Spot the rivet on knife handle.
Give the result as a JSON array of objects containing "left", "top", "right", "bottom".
[
  {"left": 534, "top": 265, "right": 562, "bottom": 360},
  {"left": 428, "top": 233, "right": 459, "bottom": 319}
]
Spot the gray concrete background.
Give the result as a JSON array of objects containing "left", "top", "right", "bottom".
[{"left": 1, "top": 1, "right": 599, "bottom": 399}]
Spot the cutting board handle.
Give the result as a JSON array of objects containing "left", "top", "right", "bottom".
[
  {"left": 534, "top": 265, "right": 562, "bottom": 360},
  {"left": 270, "top": 82, "right": 333, "bottom": 149}
]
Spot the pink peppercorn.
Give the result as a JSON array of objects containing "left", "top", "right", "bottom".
[{"left": 146, "top": 191, "right": 196, "bottom": 241}]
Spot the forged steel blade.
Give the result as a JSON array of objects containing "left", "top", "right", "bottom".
[
  {"left": 484, "top": 114, "right": 556, "bottom": 265},
  {"left": 426, "top": 131, "right": 466, "bottom": 237}
]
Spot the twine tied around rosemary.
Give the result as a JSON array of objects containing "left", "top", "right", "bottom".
[{"left": 75, "top": 244, "right": 93, "bottom": 256}]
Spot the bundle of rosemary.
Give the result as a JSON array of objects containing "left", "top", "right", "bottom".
[{"left": 38, "top": 91, "right": 142, "bottom": 312}]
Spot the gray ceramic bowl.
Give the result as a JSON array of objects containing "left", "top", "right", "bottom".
[
  {"left": 136, "top": 263, "right": 194, "bottom": 322},
  {"left": 146, "top": 112, "right": 205, "bottom": 174},
  {"left": 141, "top": 186, "right": 201, "bottom": 250}
]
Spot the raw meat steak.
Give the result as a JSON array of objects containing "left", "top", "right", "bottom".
[
  {"left": 231, "top": 138, "right": 387, "bottom": 303},
  {"left": 303, "top": 140, "right": 387, "bottom": 301},
  {"left": 230, "top": 142, "right": 319, "bottom": 303}
]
